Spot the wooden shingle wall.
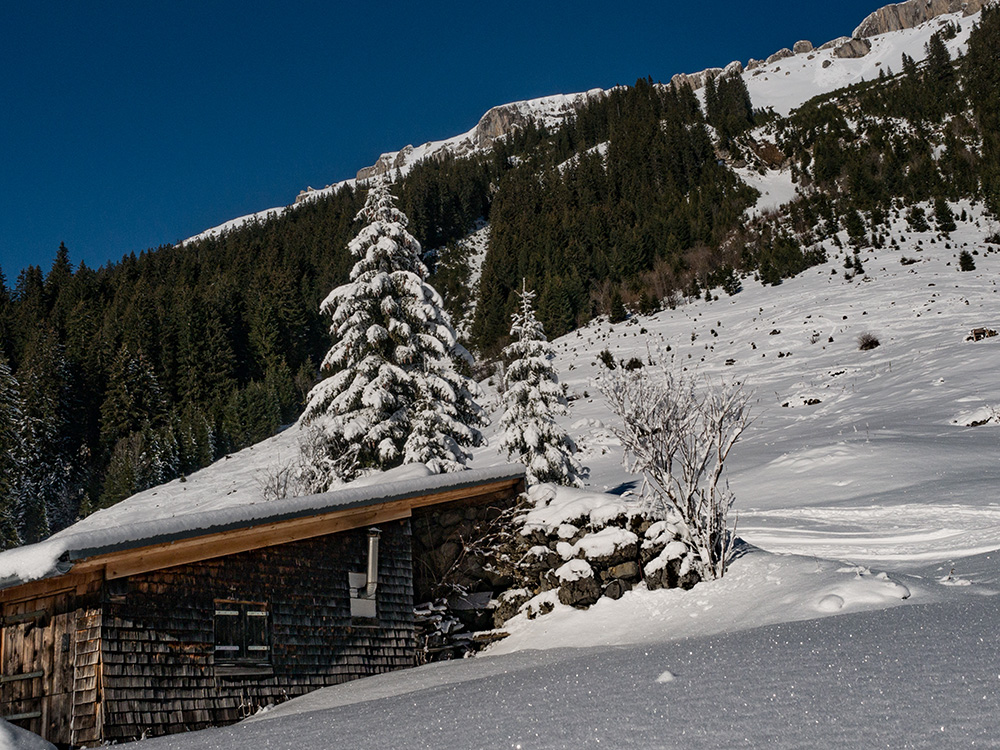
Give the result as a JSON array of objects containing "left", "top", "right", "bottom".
[
  {"left": 70, "top": 606, "right": 104, "bottom": 745},
  {"left": 99, "top": 519, "right": 414, "bottom": 742}
]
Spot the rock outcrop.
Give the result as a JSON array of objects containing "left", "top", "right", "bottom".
[
  {"left": 853, "top": 0, "right": 986, "bottom": 38},
  {"left": 818, "top": 36, "right": 853, "bottom": 50},
  {"left": 766, "top": 48, "right": 795, "bottom": 65},
  {"left": 671, "top": 61, "right": 743, "bottom": 91},
  {"left": 671, "top": 67, "right": 723, "bottom": 91},
  {"left": 834, "top": 37, "right": 874, "bottom": 58},
  {"left": 793, "top": 40, "right": 814, "bottom": 54},
  {"left": 356, "top": 91, "right": 603, "bottom": 182},
  {"left": 355, "top": 145, "right": 415, "bottom": 182}
]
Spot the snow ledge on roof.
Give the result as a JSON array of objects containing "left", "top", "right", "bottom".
[{"left": 0, "top": 463, "right": 524, "bottom": 591}]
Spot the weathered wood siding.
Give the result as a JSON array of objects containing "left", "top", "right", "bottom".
[
  {"left": 1, "top": 591, "right": 87, "bottom": 745},
  {"left": 71, "top": 606, "right": 104, "bottom": 746},
  {"left": 99, "top": 520, "right": 414, "bottom": 742}
]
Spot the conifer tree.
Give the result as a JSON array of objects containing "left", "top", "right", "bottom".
[
  {"left": 99, "top": 424, "right": 178, "bottom": 508},
  {"left": 934, "top": 197, "right": 957, "bottom": 234},
  {"left": 705, "top": 70, "right": 755, "bottom": 144},
  {"left": 906, "top": 205, "right": 930, "bottom": 232},
  {"left": 959, "top": 249, "right": 976, "bottom": 271},
  {"left": 99, "top": 344, "right": 166, "bottom": 455},
  {"left": 499, "top": 280, "right": 585, "bottom": 486},
  {"left": 923, "top": 31, "right": 955, "bottom": 119},
  {"left": 12, "top": 328, "right": 76, "bottom": 541},
  {"left": 0, "top": 357, "right": 22, "bottom": 549},
  {"left": 300, "top": 179, "right": 483, "bottom": 486},
  {"left": 176, "top": 405, "right": 215, "bottom": 475}
]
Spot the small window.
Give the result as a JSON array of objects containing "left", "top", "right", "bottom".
[{"left": 214, "top": 600, "right": 270, "bottom": 664}]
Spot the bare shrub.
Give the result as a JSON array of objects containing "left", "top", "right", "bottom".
[
  {"left": 600, "top": 367, "right": 752, "bottom": 579},
  {"left": 857, "top": 332, "right": 881, "bottom": 351},
  {"left": 256, "top": 459, "right": 305, "bottom": 502}
]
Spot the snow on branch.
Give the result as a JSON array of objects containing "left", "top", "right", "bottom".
[{"left": 600, "top": 366, "right": 751, "bottom": 579}]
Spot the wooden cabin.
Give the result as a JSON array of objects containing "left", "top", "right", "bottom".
[{"left": 0, "top": 466, "right": 524, "bottom": 746}]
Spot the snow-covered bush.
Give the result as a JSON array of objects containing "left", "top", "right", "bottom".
[
  {"left": 498, "top": 281, "right": 585, "bottom": 486},
  {"left": 299, "top": 179, "right": 484, "bottom": 486},
  {"left": 600, "top": 366, "right": 751, "bottom": 580}
]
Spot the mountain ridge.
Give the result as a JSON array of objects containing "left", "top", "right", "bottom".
[{"left": 183, "top": 0, "right": 991, "bottom": 247}]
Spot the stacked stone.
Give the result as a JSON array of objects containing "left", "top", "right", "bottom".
[{"left": 493, "top": 507, "right": 702, "bottom": 627}]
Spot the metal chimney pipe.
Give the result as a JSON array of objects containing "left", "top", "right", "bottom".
[{"left": 365, "top": 528, "right": 380, "bottom": 598}]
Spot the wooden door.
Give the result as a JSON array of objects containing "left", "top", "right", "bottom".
[{"left": 1, "top": 593, "right": 77, "bottom": 744}]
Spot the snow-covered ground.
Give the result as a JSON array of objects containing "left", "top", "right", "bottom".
[
  {"left": 111, "top": 197, "right": 1000, "bottom": 748},
  {"left": 120, "top": 589, "right": 1000, "bottom": 749},
  {"left": 741, "top": 10, "right": 980, "bottom": 117}
]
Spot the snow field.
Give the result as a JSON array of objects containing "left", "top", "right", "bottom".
[
  {"left": 129, "top": 586, "right": 1000, "bottom": 749},
  {"left": 742, "top": 11, "right": 981, "bottom": 117},
  {"left": 541, "top": 199, "right": 1000, "bottom": 568}
]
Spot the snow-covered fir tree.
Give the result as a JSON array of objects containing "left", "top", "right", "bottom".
[
  {"left": 499, "top": 280, "right": 585, "bottom": 486},
  {"left": 0, "top": 357, "right": 22, "bottom": 549},
  {"left": 11, "top": 330, "right": 75, "bottom": 543},
  {"left": 300, "top": 178, "right": 484, "bottom": 487}
]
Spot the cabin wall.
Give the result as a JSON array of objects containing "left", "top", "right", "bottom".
[
  {"left": 99, "top": 519, "right": 414, "bottom": 742},
  {"left": 0, "top": 575, "right": 103, "bottom": 747}
]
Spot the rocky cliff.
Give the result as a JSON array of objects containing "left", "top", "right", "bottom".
[
  {"left": 355, "top": 90, "right": 604, "bottom": 182},
  {"left": 853, "top": 0, "right": 987, "bottom": 37},
  {"left": 675, "top": 0, "right": 989, "bottom": 94}
]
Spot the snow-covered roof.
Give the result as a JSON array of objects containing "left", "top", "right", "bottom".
[{"left": 0, "top": 456, "right": 524, "bottom": 592}]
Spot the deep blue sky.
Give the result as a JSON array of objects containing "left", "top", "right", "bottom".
[{"left": 0, "top": 0, "right": 883, "bottom": 281}]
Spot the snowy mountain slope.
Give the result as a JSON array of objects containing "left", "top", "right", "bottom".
[
  {"left": 540, "top": 199, "right": 1000, "bottom": 564},
  {"left": 181, "top": 6, "right": 986, "bottom": 248},
  {"left": 740, "top": 8, "right": 980, "bottom": 116},
  {"left": 181, "top": 91, "right": 603, "bottom": 245}
]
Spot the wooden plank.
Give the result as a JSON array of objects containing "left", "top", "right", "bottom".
[
  {"left": 0, "top": 671, "right": 43, "bottom": 684},
  {"left": 2, "top": 710, "right": 42, "bottom": 721},
  {"left": 78, "top": 501, "right": 415, "bottom": 580},
  {"left": 50, "top": 595, "right": 76, "bottom": 705},
  {"left": 1, "top": 609, "right": 47, "bottom": 626},
  {"left": 71, "top": 606, "right": 103, "bottom": 747},
  {"left": 0, "top": 571, "right": 101, "bottom": 607}
]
